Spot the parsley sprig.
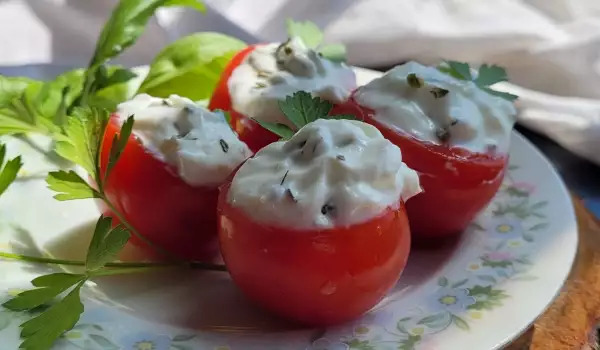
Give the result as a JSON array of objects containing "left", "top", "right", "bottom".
[
  {"left": 253, "top": 91, "right": 356, "bottom": 140},
  {"left": 1, "top": 106, "right": 225, "bottom": 350},
  {"left": 438, "top": 61, "right": 518, "bottom": 102}
]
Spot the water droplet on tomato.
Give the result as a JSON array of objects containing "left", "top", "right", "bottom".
[{"left": 320, "top": 280, "right": 337, "bottom": 295}]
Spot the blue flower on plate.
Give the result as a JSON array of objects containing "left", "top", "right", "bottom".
[
  {"left": 427, "top": 288, "right": 476, "bottom": 314},
  {"left": 484, "top": 217, "right": 524, "bottom": 240},
  {"left": 120, "top": 332, "right": 171, "bottom": 350},
  {"left": 307, "top": 338, "right": 349, "bottom": 350}
]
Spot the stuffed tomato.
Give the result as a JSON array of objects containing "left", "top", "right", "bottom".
[
  {"left": 208, "top": 37, "right": 356, "bottom": 152},
  {"left": 333, "top": 62, "right": 517, "bottom": 243},
  {"left": 99, "top": 94, "right": 252, "bottom": 261},
  {"left": 217, "top": 119, "right": 421, "bottom": 326}
]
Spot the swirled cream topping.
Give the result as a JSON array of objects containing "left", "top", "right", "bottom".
[
  {"left": 353, "top": 62, "right": 517, "bottom": 154},
  {"left": 228, "top": 119, "right": 421, "bottom": 229},
  {"left": 228, "top": 37, "right": 356, "bottom": 126},
  {"left": 116, "top": 94, "right": 252, "bottom": 186}
]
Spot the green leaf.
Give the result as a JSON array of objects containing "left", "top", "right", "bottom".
[
  {"left": 86, "top": 216, "right": 130, "bottom": 271},
  {"left": 441, "top": 61, "right": 472, "bottom": 80},
  {"left": 437, "top": 277, "right": 449, "bottom": 287},
  {"left": 286, "top": 19, "right": 323, "bottom": 49},
  {"left": 55, "top": 107, "right": 108, "bottom": 177},
  {"left": 18, "top": 282, "right": 86, "bottom": 350},
  {"left": 138, "top": 32, "right": 246, "bottom": 100},
  {"left": 0, "top": 144, "right": 22, "bottom": 196},
  {"left": 278, "top": 91, "right": 333, "bottom": 129},
  {"left": 94, "top": 67, "right": 138, "bottom": 91},
  {"left": 105, "top": 115, "right": 134, "bottom": 180},
  {"left": 77, "top": 0, "right": 206, "bottom": 106},
  {"left": 451, "top": 278, "right": 469, "bottom": 288},
  {"left": 88, "top": 66, "right": 146, "bottom": 111},
  {"left": 451, "top": 315, "right": 470, "bottom": 331},
  {"left": 417, "top": 313, "right": 446, "bottom": 325},
  {"left": 529, "top": 201, "right": 548, "bottom": 210},
  {"left": 319, "top": 43, "right": 347, "bottom": 63},
  {"left": 3, "top": 273, "right": 85, "bottom": 311},
  {"left": 0, "top": 74, "right": 80, "bottom": 138},
  {"left": 480, "top": 87, "right": 518, "bottom": 102},
  {"left": 474, "top": 64, "right": 509, "bottom": 86},
  {"left": 89, "top": 334, "right": 119, "bottom": 349},
  {"left": 89, "top": 0, "right": 205, "bottom": 69},
  {"left": 438, "top": 61, "right": 518, "bottom": 102},
  {"left": 252, "top": 120, "right": 295, "bottom": 140},
  {"left": 505, "top": 186, "right": 529, "bottom": 198},
  {"left": 0, "top": 76, "right": 35, "bottom": 108},
  {"left": 46, "top": 170, "right": 99, "bottom": 201}
]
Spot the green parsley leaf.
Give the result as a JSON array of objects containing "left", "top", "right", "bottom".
[
  {"left": 94, "top": 66, "right": 138, "bottom": 91},
  {"left": 54, "top": 107, "right": 108, "bottom": 178},
  {"left": 475, "top": 64, "right": 508, "bottom": 86},
  {"left": 18, "top": 281, "right": 86, "bottom": 350},
  {"left": 438, "top": 61, "right": 518, "bottom": 102},
  {"left": 481, "top": 87, "right": 518, "bottom": 102},
  {"left": 138, "top": 32, "right": 246, "bottom": 100},
  {"left": 53, "top": 86, "right": 71, "bottom": 128},
  {"left": 0, "top": 143, "right": 22, "bottom": 196},
  {"left": 278, "top": 91, "right": 333, "bottom": 128},
  {"left": 2, "top": 273, "right": 86, "bottom": 311},
  {"left": 46, "top": 170, "right": 100, "bottom": 201},
  {"left": 254, "top": 91, "right": 359, "bottom": 139},
  {"left": 0, "top": 76, "right": 34, "bottom": 108},
  {"left": 78, "top": 0, "right": 206, "bottom": 106},
  {"left": 286, "top": 19, "right": 323, "bottom": 49},
  {"left": 86, "top": 216, "right": 130, "bottom": 271},
  {"left": 319, "top": 43, "right": 347, "bottom": 63},
  {"left": 441, "top": 61, "right": 472, "bottom": 80},
  {"left": 251, "top": 120, "right": 295, "bottom": 140},
  {"left": 105, "top": 115, "right": 133, "bottom": 180},
  {"left": 89, "top": 0, "right": 205, "bottom": 70}
]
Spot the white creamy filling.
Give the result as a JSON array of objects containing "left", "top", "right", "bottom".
[
  {"left": 353, "top": 62, "right": 517, "bottom": 154},
  {"left": 116, "top": 94, "right": 252, "bottom": 187},
  {"left": 227, "top": 119, "right": 421, "bottom": 230},
  {"left": 227, "top": 37, "right": 357, "bottom": 126}
]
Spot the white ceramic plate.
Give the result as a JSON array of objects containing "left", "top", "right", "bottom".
[{"left": 0, "top": 68, "right": 578, "bottom": 350}]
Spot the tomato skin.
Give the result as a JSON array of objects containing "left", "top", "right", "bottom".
[
  {"left": 99, "top": 115, "right": 220, "bottom": 261},
  {"left": 209, "top": 44, "right": 281, "bottom": 152},
  {"left": 332, "top": 97, "right": 507, "bottom": 244},
  {"left": 217, "top": 181, "right": 411, "bottom": 326},
  {"left": 208, "top": 45, "right": 257, "bottom": 112}
]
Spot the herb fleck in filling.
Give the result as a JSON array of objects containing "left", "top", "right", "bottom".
[{"left": 219, "top": 139, "right": 229, "bottom": 153}]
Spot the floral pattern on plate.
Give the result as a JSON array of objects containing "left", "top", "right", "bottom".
[{"left": 0, "top": 90, "right": 578, "bottom": 350}]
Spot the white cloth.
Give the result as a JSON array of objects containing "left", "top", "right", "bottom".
[{"left": 2, "top": 0, "right": 600, "bottom": 165}]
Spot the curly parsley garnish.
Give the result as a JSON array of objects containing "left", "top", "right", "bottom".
[
  {"left": 253, "top": 91, "right": 356, "bottom": 140},
  {"left": 438, "top": 61, "right": 518, "bottom": 102}
]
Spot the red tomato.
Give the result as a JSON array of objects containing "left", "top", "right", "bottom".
[
  {"left": 208, "top": 45, "right": 280, "bottom": 152},
  {"left": 332, "top": 97, "right": 507, "bottom": 245},
  {"left": 217, "top": 181, "right": 411, "bottom": 326},
  {"left": 98, "top": 115, "right": 220, "bottom": 261}
]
